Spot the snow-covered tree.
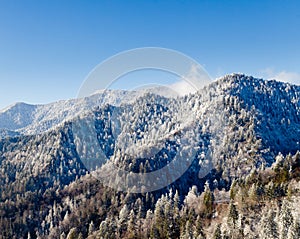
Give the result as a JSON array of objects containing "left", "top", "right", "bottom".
[
  {"left": 260, "top": 208, "right": 278, "bottom": 239},
  {"left": 279, "top": 199, "right": 293, "bottom": 239}
]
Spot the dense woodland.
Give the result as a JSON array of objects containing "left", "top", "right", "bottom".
[{"left": 0, "top": 74, "right": 299, "bottom": 238}]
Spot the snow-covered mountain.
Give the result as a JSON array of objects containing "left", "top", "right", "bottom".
[
  {"left": 1, "top": 74, "right": 300, "bottom": 238},
  {"left": 0, "top": 90, "right": 144, "bottom": 137},
  {"left": 0, "top": 74, "right": 299, "bottom": 189},
  {"left": 0, "top": 85, "right": 187, "bottom": 138}
]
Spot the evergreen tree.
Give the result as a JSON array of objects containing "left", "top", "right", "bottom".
[
  {"left": 202, "top": 182, "right": 214, "bottom": 218},
  {"left": 144, "top": 210, "right": 153, "bottom": 239},
  {"left": 66, "top": 228, "right": 77, "bottom": 239},
  {"left": 227, "top": 201, "right": 238, "bottom": 227},
  {"left": 194, "top": 215, "right": 205, "bottom": 239},
  {"left": 164, "top": 197, "right": 175, "bottom": 239},
  {"left": 181, "top": 220, "right": 193, "bottom": 239},
  {"left": 279, "top": 199, "right": 293, "bottom": 239},
  {"left": 230, "top": 179, "right": 237, "bottom": 200},
  {"left": 173, "top": 190, "right": 181, "bottom": 238},
  {"left": 153, "top": 197, "right": 165, "bottom": 238},
  {"left": 213, "top": 224, "right": 222, "bottom": 239},
  {"left": 260, "top": 209, "right": 278, "bottom": 239},
  {"left": 248, "top": 183, "right": 258, "bottom": 204},
  {"left": 118, "top": 204, "right": 129, "bottom": 236},
  {"left": 127, "top": 210, "right": 136, "bottom": 239}
]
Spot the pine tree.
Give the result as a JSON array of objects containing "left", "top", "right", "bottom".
[
  {"left": 279, "top": 199, "right": 293, "bottom": 239},
  {"left": 260, "top": 209, "right": 278, "bottom": 239},
  {"left": 213, "top": 224, "right": 222, "bottom": 239},
  {"left": 66, "top": 228, "right": 77, "bottom": 239},
  {"left": 194, "top": 215, "right": 205, "bottom": 239},
  {"left": 127, "top": 210, "right": 136, "bottom": 239},
  {"left": 181, "top": 220, "right": 193, "bottom": 239},
  {"left": 144, "top": 210, "right": 153, "bottom": 239},
  {"left": 118, "top": 204, "right": 129, "bottom": 236},
  {"left": 153, "top": 198, "right": 165, "bottom": 238},
  {"left": 173, "top": 190, "right": 181, "bottom": 238},
  {"left": 164, "top": 197, "right": 174, "bottom": 239},
  {"left": 248, "top": 183, "right": 258, "bottom": 204},
  {"left": 230, "top": 179, "right": 237, "bottom": 200},
  {"left": 227, "top": 201, "right": 238, "bottom": 227},
  {"left": 202, "top": 182, "right": 214, "bottom": 218}
]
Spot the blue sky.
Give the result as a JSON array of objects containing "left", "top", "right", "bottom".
[{"left": 0, "top": 0, "right": 300, "bottom": 109}]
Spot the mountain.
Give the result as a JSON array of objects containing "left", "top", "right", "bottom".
[
  {"left": 0, "top": 74, "right": 299, "bottom": 239},
  {"left": 0, "top": 90, "right": 143, "bottom": 137},
  {"left": 0, "top": 86, "right": 182, "bottom": 139}
]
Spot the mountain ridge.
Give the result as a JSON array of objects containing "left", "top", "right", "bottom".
[{"left": 1, "top": 73, "right": 299, "bottom": 137}]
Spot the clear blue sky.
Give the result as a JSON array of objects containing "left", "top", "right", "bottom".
[{"left": 0, "top": 0, "right": 300, "bottom": 109}]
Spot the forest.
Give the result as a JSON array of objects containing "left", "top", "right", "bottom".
[{"left": 0, "top": 74, "right": 299, "bottom": 238}]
